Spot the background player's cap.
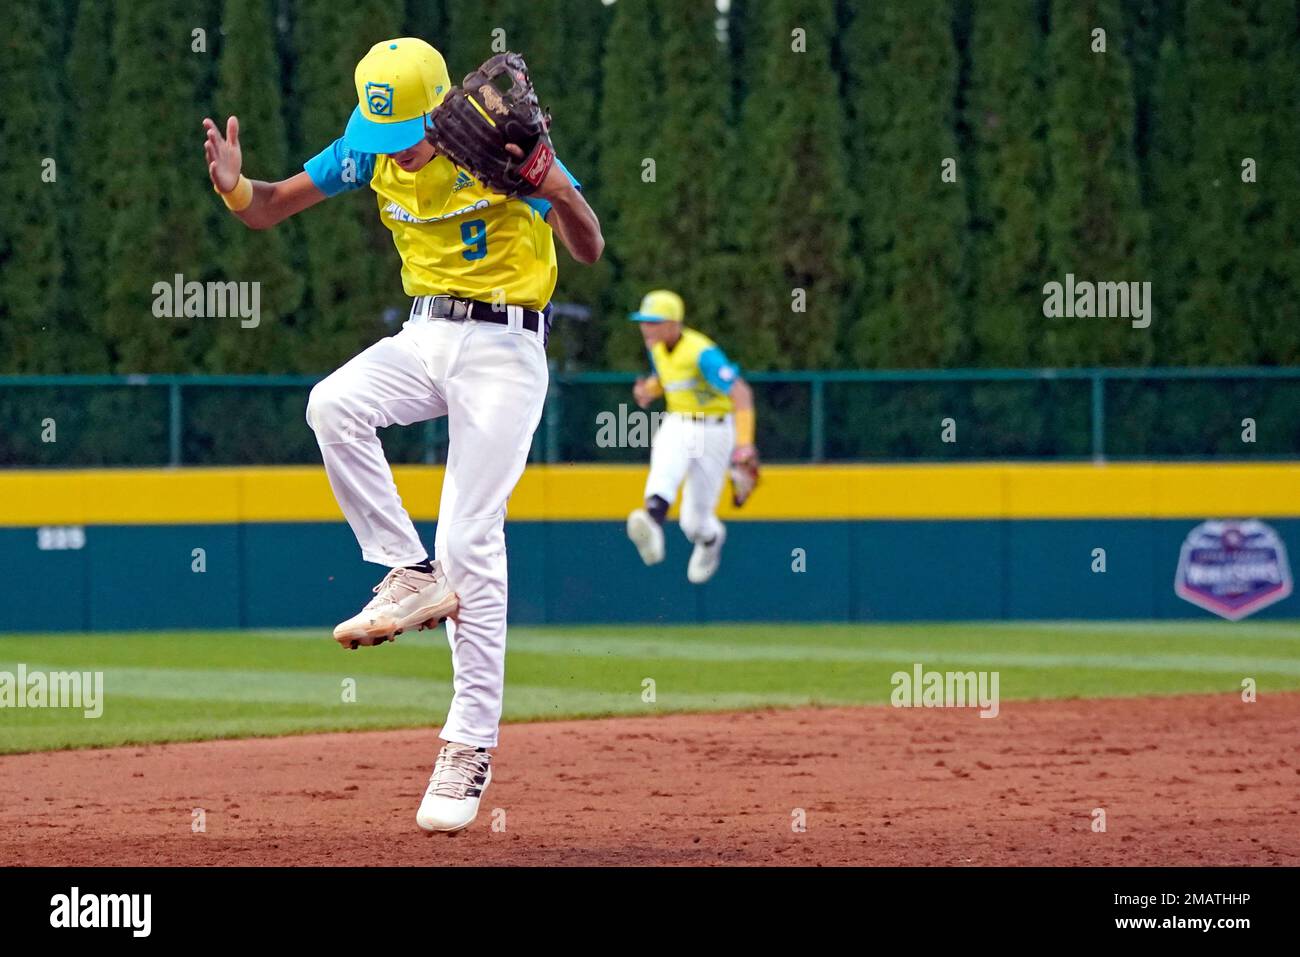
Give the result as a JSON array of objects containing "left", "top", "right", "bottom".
[
  {"left": 345, "top": 38, "right": 451, "bottom": 154},
  {"left": 629, "top": 289, "right": 685, "bottom": 323}
]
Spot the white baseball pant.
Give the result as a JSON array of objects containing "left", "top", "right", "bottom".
[
  {"left": 306, "top": 314, "right": 547, "bottom": 749},
  {"left": 643, "top": 413, "right": 734, "bottom": 543}
]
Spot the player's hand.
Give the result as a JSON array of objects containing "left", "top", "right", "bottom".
[
  {"left": 632, "top": 377, "right": 656, "bottom": 409},
  {"left": 203, "top": 116, "right": 243, "bottom": 193},
  {"left": 730, "top": 445, "right": 760, "bottom": 507},
  {"left": 505, "top": 142, "right": 571, "bottom": 201}
]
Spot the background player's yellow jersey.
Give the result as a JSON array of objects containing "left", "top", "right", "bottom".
[
  {"left": 304, "top": 137, "right": 579, "bottom": 309},
  {"left": 649, "top": 327, "right": 741, "bottom": 417}
]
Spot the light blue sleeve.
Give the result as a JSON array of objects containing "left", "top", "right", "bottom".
[
  {"left": 698, "top": 346, "right": 740, "bottom": 393},
  {"left": 521, "top": 158, "right": 581, "bottom": 218},
  {"left": 303, "top": 136, "right": 377, "bottom": 197}
]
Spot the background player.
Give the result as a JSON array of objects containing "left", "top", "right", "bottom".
[
  {"left": 203, "top": 38, "right": 602, "bottom": 833},
  {"left": 625, "top": 290, "right": 758, "bottom": 584}
]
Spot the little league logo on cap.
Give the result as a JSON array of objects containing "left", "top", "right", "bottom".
[
  {"left": 1174, "top": 519, "right": 1293, "bottom": 620},
  {"left": 365, "top": 82, "right": 395, "bottom": 117},
  {"left": 345, "top": 38, "right": 451, "bottom": 154}
]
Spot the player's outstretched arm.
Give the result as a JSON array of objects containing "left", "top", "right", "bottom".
[
  {"left": 504, "top": 146, "right": 602, "bottom": 264},
  {"left": 729, "top": 378, "right": 757, "bottom": 460},
  {"left": 728, "top": 376, "right": 760, "bottom": 506},
  {"left": 203, "top": 116, "right": 327, "bottom": 230},
  {"left": 544, "top": 180, "right": 603, "bottom": 264}
]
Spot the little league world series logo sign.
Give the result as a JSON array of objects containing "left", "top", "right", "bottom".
[{"left": 1174, "top": 520, "right": 1293, "bottom": 620}]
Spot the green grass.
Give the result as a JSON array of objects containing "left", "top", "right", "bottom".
[{"left": 1, "top": 620, "right": 1298, "bottom": 754}]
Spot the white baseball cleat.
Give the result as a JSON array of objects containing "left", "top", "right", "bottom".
[
  {"left": 627, "top": 508, "right": 666, "bottom": 565},
  {"left": 687, "top": 524, "right": 727, "bottom": 584},
  {"left": 333, "top": 563, "right": 458, "bottom": 650},
  {"left": 416, "top": 742, "right": 493, "bottom": 834}
]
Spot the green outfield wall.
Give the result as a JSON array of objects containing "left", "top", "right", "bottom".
[{"left": 2, "top": 464, "right": 1297, "bottom": 631}]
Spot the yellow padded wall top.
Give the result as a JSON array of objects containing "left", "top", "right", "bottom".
[{"left": 0, "top": 462, "right": 1297, "bottom": 525}]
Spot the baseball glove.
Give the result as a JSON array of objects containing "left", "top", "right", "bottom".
[
  {"left": 730, "top": 447, "right": 760, "bottom": 508},
  {"left": 425, "top": 52, "right": 555, "bottom": 196}
]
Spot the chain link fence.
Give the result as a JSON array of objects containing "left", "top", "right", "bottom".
[{"left": 2, "top": 368, "right": 1299, "bottom": 467}]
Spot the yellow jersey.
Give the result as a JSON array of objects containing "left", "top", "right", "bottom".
[
  {"left": 304, "top": 137, "right": 578, "bottom": 309},
  {"left": 649, "top": 327, "right": 740, "bottom": 417}
]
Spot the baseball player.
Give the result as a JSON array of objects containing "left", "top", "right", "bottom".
[
  {"left": 203, "top": 38, "right": 602, "bottom": 833},
  {"left": 625, "top": 290, "right": 759, "bottom": 584}
]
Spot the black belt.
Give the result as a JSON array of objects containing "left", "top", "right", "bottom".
[
  {"left": 672, "top": 412, "right": 730, "bottom": 424},
  {"left": 410, "top": 294, "right": 550, "bottom": 343}
]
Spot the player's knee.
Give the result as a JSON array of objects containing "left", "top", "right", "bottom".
[
  {"left": 306, "top": 381, "right": 357, "bottom": 439},
  {"left": 305, "top": 381, "right": 334, "bottom": 432},
  {"left": 681, "top": 508, "right": 720, "bottom": 544},
  {"left": 440, "top": 520, "right": 502, "bottom": 578},
  {"left": 645, "top": 495, "right": 669, "bottom": 525}
]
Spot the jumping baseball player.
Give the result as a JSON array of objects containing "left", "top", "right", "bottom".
[
  {"left": 625, "top": 290, "right": 759, "bottom": 584},
  {"left": 203, "top": 38, "right": 602, "bottom": 833}
]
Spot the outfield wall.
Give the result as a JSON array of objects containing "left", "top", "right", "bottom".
[{"left": 2, "top": 463, "right": 1298, "bottom": 631}]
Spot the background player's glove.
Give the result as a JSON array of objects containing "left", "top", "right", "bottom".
[
  {"left": 730, "top": 446, "right": 760, "bottom": 508},
  {"left": 425, "top": 52, "right": 555, "bottom": 197}
]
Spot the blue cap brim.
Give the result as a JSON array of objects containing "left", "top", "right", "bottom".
[
  {"left": 629, "top": 312, "right": 669, "bottom": 323},
  {"left": 343, "top": 105, "right": 428, "bottom": 154}
]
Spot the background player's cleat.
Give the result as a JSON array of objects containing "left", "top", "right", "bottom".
[
  {"left": 687, "top": 525, "right": 727, "bottom": 584},
  {"left": 626, "top": 508, "right": 666, "bottom": 565},
  {"left": 416, "top": 742, "right": 492, "bottom": 833},
  {"left": 333, "top": 564, "right": 458, "bottom": 650}
]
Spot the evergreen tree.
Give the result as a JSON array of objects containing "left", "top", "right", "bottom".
[
  {"left": 63, "top": 0, "right": 116, "bottom": 371},
  {"left": 1147, "top": 30, "right": 1196, "bottom": 363},
  {"left": 728, "top": 0, "right": 850, "bottom": 370},
  {"left": 844, "top": 0, "right": 967, "bottom": 368},
  {"left": 405, "top": 0, "right": 448, "bottom": 46},
  {"left": 11, "top": 0, "right": 1300, "bottom": 384},
  {"left": 1242, "top": 0, "right": 1300, "bottom": 365},
  {"left": 728, "top": 0, "right": 766, "bottom": 120},
  {"left": 1166, "top": 0, "right": 1257, "bottom": 364},
  {"left": 494, "top": 0, "right": 613, "bottom": 369},
  {"left": 966, "top": 0, "right": 1047, "bottom": 365},
  {"left": 290, "top": 0, "right": 404, "bottom": 372},
  {"left": 1158, "top": 0, "right": 1300, "bottom": 366},
  {"left": 0, "top": 0, "right": 67, "bottom": 372},
  {"left": 637, "top": 0, "right": 733, "bottom": 348},
  {"left": 208, "top": 0, "right": 303, "bottom": 372},
  {"left": 598, "top": 0, "right": 665, "bottom": 368},
  {"left": 1123, "top": 0, "right": 1161, "bottom": 178},
  {"left": 1041, "top": 0, "right": 1150, "bottom": 367},
  {"left": 721, "top": 0, "right": 780, "bottom": 369},
  {"left": 102, "top": 0, "right": 217, "bottom": 371},
  {"left": 444, "top": 0, "right": 519, "bottom": 72}
]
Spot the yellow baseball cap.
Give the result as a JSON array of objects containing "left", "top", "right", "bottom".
[
  {"left": 344, "top": 38, "right": 451, "bottom": 154},
  {"left": 629, "top": 290, "right": 685, "bottom": 323}
]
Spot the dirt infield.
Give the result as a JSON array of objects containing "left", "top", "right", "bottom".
[{"left": 2, "top": 693, "right": 1297, "bottom": 866}]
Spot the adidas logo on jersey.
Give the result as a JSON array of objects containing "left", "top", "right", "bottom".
[{"left": 452, "top": 170, "right": 475, "bottom": 192}]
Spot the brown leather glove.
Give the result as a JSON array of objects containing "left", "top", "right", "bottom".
[{"left": 730, "top": 445, "right": 760, "bottom": 507}]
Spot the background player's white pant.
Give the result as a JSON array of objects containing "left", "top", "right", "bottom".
[
  {"left": 643, "top": 413, "right": 734, "bottom": 543},
  {"left": 306, "top": 317, "right": 547, "bottom": 749}
]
